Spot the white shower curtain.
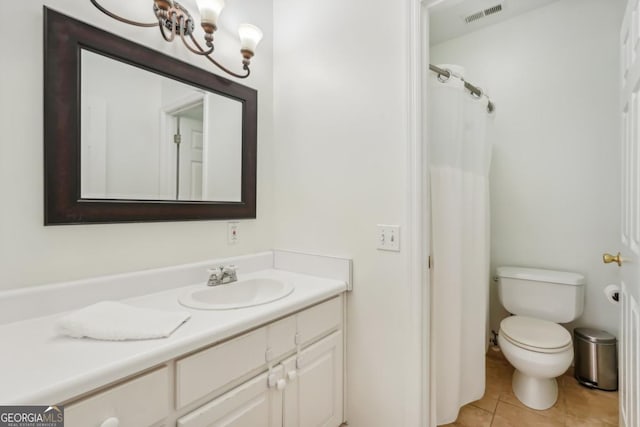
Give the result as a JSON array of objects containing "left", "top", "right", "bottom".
[{"left": 429, "top": 65, "right": 493, "bottom": 425}]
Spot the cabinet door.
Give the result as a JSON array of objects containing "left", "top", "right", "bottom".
[
  {"left": 283, "top": 331, "right": 343, "bottom": 427},
  {"left": 177, "top": 367, "right": 283, "bottom": 427}
]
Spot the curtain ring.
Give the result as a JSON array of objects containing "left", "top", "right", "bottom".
[
  {"left": 470, "top": 86, "right": 484, "bottom": 99},
  {"left": 487, "top": 101, "right": 495, "bottom": 114},
  {"left": 437, "top": 69, "right": 451, "bottom": 83}
]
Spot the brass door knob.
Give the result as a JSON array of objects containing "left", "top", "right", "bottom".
[{"left": 603, "top": 252, "right": 622, "bottom": 266}]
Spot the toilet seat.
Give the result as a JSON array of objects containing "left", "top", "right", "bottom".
[{"left": 499, "top": 316, "right": 572, "bottom": 354}]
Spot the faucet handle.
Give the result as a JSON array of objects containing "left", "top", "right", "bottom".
[
  {"left": 222, "top": 265, "right": 238, "bottom": 281},
  {"left": 222, "top": 264, "right": 237, "bottom": 274},
  {"left": 208, "top": 266, "right": 223, "bottom": 278},
  {"left": 206, "top": 267, "right": 224, "bottom": 286}
]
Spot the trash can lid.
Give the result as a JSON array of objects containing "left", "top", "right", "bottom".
[{"left": 574, "top": 327, "right": 617, "bottom": 344}]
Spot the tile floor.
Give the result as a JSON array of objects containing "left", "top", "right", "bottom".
[{"left": 442, "top": 351, "right": 619, "bottom": 427}]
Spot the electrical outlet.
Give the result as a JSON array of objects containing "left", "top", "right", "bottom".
[
  {"left": 377, "top": 224, "right": 400, "bottom": 252},
  {"left": 227, "top": 222, "right": 239, "bottom": 244}
]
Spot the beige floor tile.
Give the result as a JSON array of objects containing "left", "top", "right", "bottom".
[
  {"left": 561, "top": 376, "right": 618, "bottom": 425},
  {"left": 564, "top": 415, "right": 617, "bottom": 426},
  {"left": 563, "top": 366, "right": 574, "bottom": 379},
  {"left": 470, "top": 394, "right": 499, "bottom": 413},
  {"left": 486, "top": 354, "right": 512, "bottom": 370},
  {"left": 440, "top": 404, "right": 493, "bottom": 427},
  {"left": 491, "top": 401, "right": 564, "bottom": 427},
  {"left": 487, "top": 348, "right": 508, "bottom": 363}
]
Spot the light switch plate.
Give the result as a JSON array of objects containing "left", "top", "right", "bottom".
[{"left": 377, "top": 224, "right": 400, "bottom": 252}]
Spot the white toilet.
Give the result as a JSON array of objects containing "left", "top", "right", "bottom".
[{"left": 496, "top": 266, "right": 585, "bottom": 410}]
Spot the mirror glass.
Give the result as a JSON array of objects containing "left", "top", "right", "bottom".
[{"left": 80, "top": 49, "right": 242, "bottom": 202}]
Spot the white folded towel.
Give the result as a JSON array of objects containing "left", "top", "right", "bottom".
[{"left": 56, "top": 301, "right": 191, "bottom": 341}]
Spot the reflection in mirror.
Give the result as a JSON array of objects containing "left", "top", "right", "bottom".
[{"left": 80, "top": 49, "right": 242, "bottom": 202}]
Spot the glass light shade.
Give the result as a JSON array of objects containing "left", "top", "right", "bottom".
[
  {"left": 154, "top": 0, "right": 174, "bottom": 11},
  {"left": 196, "top": 0, "right": 225, "bottom": 26},
  {"left": 238, "top": 24, "right": 263, "bottom": 53}
]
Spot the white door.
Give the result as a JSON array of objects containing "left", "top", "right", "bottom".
[
  {"left": 176, "top": 368, "right": 284, "bottom": 427},
  {"left": 177, "top": 115, "right": 204, "bottom": 201},
  {"left": 619, "top": 2, "right": 640, "bottom": 426},
  {"left": 282, "top": 332, "right": 343, "bottom": 427}
]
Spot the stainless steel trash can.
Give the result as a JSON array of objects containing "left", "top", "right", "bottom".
[{"left": 574, "top": 327, "right": 617, "bottom": 391}]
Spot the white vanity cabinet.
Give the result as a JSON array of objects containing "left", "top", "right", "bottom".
[
  {"left": 62, "top": 295, "right": 345, "bottom": 427},
  {"left": 177, "top": 331, "right": 344, "bottom": 427},
  {"left": 177, "top": 296, "right": 344, "bottom": 427}
]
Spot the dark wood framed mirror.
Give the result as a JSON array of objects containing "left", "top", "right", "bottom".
[{"left": 44, "top": 7, "right": 257, "bottom": 225}]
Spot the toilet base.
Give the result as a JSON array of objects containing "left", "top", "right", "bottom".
[{"left": 512, "top": 369, "right": 558, "bottom": 410}]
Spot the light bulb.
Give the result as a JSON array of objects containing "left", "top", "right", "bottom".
[
  {"left": 238, "top": 24, "right": 263, "bottom": 54},
  {"left": 196, "top": 0, "right": 225, "bottom": 26}
]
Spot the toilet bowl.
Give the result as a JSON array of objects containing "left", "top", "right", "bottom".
[
  {"left": 496, "top": 267, "right": 584, "bottom": 410},
  {"left": 498, "top": 315, "right": 573, "bottom": 410}
]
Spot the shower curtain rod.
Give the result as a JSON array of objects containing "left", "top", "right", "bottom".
[{"left": 429, "top": 64, "right": 495, "bottom": 113}]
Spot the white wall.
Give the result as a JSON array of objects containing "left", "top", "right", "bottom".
[
  {"left": 273, "top": 0, "right": 421, "bottom": 425},
  {"left": 0, "top": 0, "right": 274, "bottom": 288},
  {"left": 431, "top": 0, "right": 624, "bottom": 337}
]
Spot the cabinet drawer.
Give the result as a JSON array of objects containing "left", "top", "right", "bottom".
[
  {"left": 176, "top": 327, "right": 268, "bottom": 408},
  {"left": 177, "top": 367, "right": 283, "bottom": 427},
  {"left": 297, "top": 297, "right": 342, "bottom": 345},
  {"left": 65, "top": 367, "right": 169, "bottom": 427},
  {"left": 267, "top": 315, "right": 296, "bottom": 360}
]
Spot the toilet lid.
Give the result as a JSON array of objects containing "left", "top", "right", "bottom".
[{"left": 500, "top": 316, "right": 572, "bottom": 351}]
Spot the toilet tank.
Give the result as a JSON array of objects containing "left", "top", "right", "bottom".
[{"left": 497, "top": 266, "right": 585, "bottom": 323}]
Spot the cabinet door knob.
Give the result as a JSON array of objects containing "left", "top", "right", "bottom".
[
  {"left": 276, "top": 379, "right": 287, "bottom": 390},
  {"left": 267, "top": 373, "right": 277, "bottom": 388},
  {"left": 100, "top": 417, "right": 120, "bottom": 427},
  {"left": 287, "top": 370, "right": 297, "bottom": 381}
]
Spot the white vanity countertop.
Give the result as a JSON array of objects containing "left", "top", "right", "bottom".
[{"left": 0, "top": 269, "right": 347, "bottom": 405}]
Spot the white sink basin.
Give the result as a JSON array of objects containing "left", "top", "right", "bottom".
[{"left": 178, "top": 278, "right": 295, "bottom": 310}]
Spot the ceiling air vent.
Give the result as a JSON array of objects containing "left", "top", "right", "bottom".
[
  {"left": 484, "top": 4, "right": 503, "bottom": 16},
  {"left": 464, "top": 10, "right": 485, "bottom": 24},
  {"left": 464, "top": 3, "right": 503, "bottom": 24}
]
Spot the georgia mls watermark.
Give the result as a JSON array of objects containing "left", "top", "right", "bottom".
[{"left": 0, "top": 406, "right": 63, "bottom": 427}]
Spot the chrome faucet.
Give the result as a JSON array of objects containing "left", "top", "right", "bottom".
[{"left": 207, "top": 265, "right": 238, "bottom": 286}]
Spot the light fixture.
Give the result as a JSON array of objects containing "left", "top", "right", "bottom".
[{"left": 90, "top": 0, "right": 263, "bottom": 79}]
